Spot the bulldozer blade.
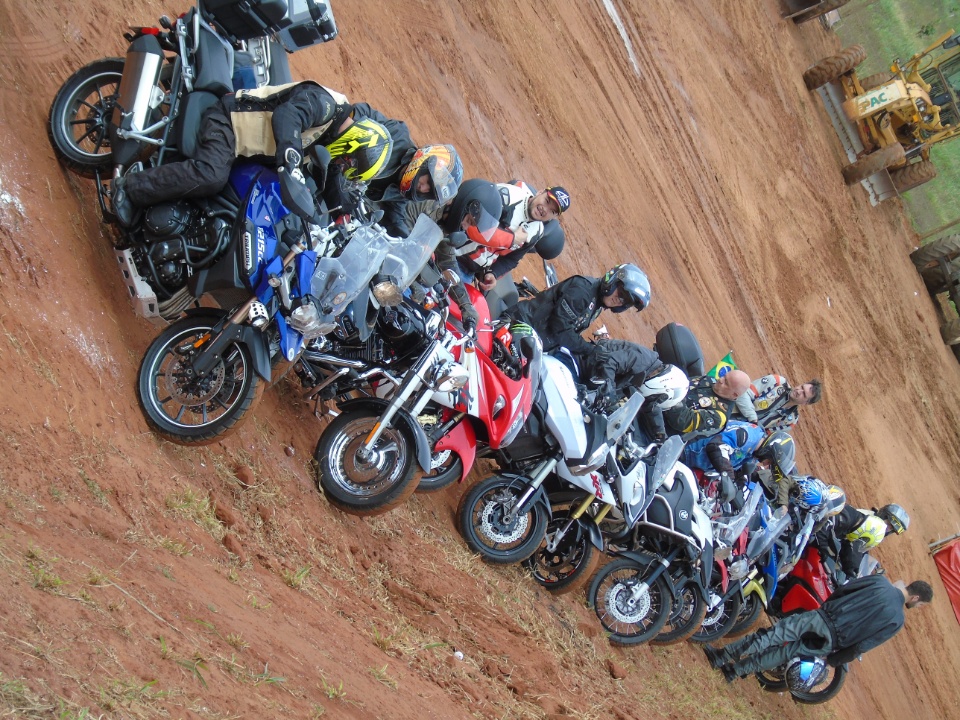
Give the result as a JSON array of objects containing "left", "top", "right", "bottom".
[{"left": 816, "top": 81, "right": 897, "bottom": 206}]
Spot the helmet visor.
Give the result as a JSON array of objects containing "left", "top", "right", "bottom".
[{"left": 461, "top": 201, "right": 500, "bottom": 242}]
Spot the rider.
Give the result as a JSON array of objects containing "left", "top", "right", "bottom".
[
  {"left": 819, "top": 503, "right": 910, "bottom": 579},
  {"left": 467, "top": 182, "right": 571, "bottom": 291},
  {"left": 651, "top": 369, "right": 751, "bottom": 442},
  {"left": 733, "top": 374, "right": 823, "bottom": 433},
  {"left": 504, "top": 263, "right": 651, "bottom": 358},
  {"left": 684, "top": 424, "right": 795, "bottom": 503},
  {"left": 112, "top": 82, "right": 395, "bottom": 227},
  {"left": 573, "top": 337, "right": 687, "bottom": 410}
]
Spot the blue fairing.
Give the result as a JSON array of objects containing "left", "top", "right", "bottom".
[{"left": 230, "top": 162, "right": 286, "bottom": 289}]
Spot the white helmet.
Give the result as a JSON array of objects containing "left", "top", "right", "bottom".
[
  {"left": 785, "top": 656, "right": 828, "bottom": 693},
  {"left": 639, "top": 364, "right": 689, "bottom": 411}
]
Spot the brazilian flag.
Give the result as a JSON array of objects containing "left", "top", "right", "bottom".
[{"left": 706, "top": 352, "right": 737, "bottom": 379}]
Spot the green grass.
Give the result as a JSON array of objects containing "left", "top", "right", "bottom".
[{"left": 836, "top": 0, "right": 960, "bottom": 235}]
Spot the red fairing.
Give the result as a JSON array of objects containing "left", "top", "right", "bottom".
[{"left": 780, "top": 546, "right": 834, "bottom": 614}]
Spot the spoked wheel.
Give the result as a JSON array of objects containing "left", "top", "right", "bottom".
[
  {"left": 652, "top": 580, "right": 707, "bottom": 645},
  {"left": 137, "top": 316, "right": 264, "bottom": 445},
  {"left": 690, "top": 586, "right": 742, "bottom": 644},
  {"left": 725, "top": 592, "right": 764, "bottom": 639},
  {"left": 522, "top": 509, "right": 601, "bottom": 595},
  {"left": 48, "top": 58, "right": 124, "bottom": 177},
  {"left": 315, "top": 408, "right": 419, "bottom": 516},
  {"left": 587, "top": 557, "right": 673, "bottom": 645},
  {"left": 457, "top": 475, "right": 548, "bottom": 564}
]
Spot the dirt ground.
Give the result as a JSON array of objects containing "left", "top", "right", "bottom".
[{"left": 1, "top": 0, "right": 960, "bottom": 718}]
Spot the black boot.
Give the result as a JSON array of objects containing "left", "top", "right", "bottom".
[
  {"left": 702, "top": 644, "right": 727, "bottom": 669},
  {"left": 111, "top": 175, "right": 139, "bottom": 228}
]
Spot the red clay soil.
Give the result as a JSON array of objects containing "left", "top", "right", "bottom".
[{"left": 1, "top": 0, "right": 959, "bottom": 718}]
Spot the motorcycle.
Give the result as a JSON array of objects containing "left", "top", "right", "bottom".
[
  {"left": 586, "top": 448, "right": 714, "bottom": 645},
  {"left": 137, "top": 162, "right": 443, "bottom": 445},
  {"left": 313, "top": 277, "right": 543, "bottom": 515},
  {"left": 48, "top": 0, "right": 338, "bottom": 324},
  {"left": 456, "top": 352, "right": 656, "bottom": 565}
]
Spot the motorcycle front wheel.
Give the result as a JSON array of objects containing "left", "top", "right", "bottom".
[
  {"left": 315, "top": 408, "right": 419, "bottom": 516},
  {"left": 416, "top": 449, "right": 463, "bottom": 493},
  {"left": 457, "top": 475, "right": 548, "bottom": 564},
  {"left": 522, "top": 510, "right": 600, "bottom": 595},
  {"left": 651, "top": 579, "right": 707, "bottom": 645},
  {"left": 690, "top": 585, "right": 742, "bottom": 644},
  {"left": 724, "top": 591, "right": 765, "bottom": 638},
  {"left": 137, "top": 317, "right": 263, "bottom": 445},
  {"left": 48, "top": 58, "right": 124, "bottom": 177},
  {"left": 588, "top": 557, "right": 673, "bottom": 645}
]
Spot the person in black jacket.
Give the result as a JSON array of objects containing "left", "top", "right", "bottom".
[
  {"left": 504, "top": 264, "right": 651, "bottom": 359},
  {"left": 703, "top": 575, "right": 932, "bottom": 682}
]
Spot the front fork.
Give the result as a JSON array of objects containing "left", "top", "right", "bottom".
[
  {"left": 544, "top": 495, "right": 612, "bottom": 553},
  {"left": 357, "top": 339, "right": 445, "bottom": 461},
  {"left": 627, "top": 547, "right": 680, "bottom": 604}
]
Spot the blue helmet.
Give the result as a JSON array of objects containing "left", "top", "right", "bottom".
[{"left": 792, "top": 475, "right": 827, "bottom": 511}]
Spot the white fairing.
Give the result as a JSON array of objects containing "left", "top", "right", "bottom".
[
  {"left": 555, "top": 462, "right": 616, "bottom": 505},
  {"left": 675, "top": 462, "right": 712, "bottom": 550},
  {"left": 640, "top": 364, "right": 689, "bottom": 410},
  {"left": 541, "top": 355, "right": 591, "bottom": 460}
]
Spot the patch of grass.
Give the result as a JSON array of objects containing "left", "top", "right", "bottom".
[
  {"left": 247, "top": 594, "right": 272, "bottom": 611},
  {"left": 369, "top": 664, "right": 397, "bottom": 690},
  {"left": 175, "top": 655, "right": 208, "bottom": 688},
  {"left": 158, "top": 636, "right": 172, "bottom": 660},
  {"left": 155, "top": 535, "right": 191, "bottom": 557},
  {"left": 281, "top": 566, "right": 311, "bottom": 590},
  {"left": 164, "top": 487, "right": 224, "bottom": 539},
  {"left": 97, "top": 678, "right": 169, "bottom": 716},
  {"left": 319, "top": 676, "right": 346, "bottom": 700},
  {"left": 226, "top": 633, "right": 249, "bottom": 651},
  {"left": 76, "top": 468, "right": 109, "bottom": 507}
]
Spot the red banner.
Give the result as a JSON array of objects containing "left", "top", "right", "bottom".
[{"left": 934, "top": 540, "right": 960, "bottom": 626}]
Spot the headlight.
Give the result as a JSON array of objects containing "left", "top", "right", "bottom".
[
  {"left": 430, "top": 361, "right": 469, "bottom": 392},
  {"left": 289, "top": 302, "right": 333, "bottom": 340},
  {"left": 372, "top": 278, "right": 403, "bottom": 307}
]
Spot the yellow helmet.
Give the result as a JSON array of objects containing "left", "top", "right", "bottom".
[{"left": 324, "top": 117, "right": 393, "bottom": 183}]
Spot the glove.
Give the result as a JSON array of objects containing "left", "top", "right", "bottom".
[
  {"left": 478, "top": 272, "right": 497, "bottom": 292},
  {"left": 460, "top": 303, "right": 479, "bottom": 336}
]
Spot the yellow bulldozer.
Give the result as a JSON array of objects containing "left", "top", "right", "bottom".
[{"left": 802, "top": 29, "right": 960, "bottom": 198}]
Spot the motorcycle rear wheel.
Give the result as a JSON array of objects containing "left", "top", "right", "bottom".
[
  {"left": 522, "top": 510, "right": 600, "bottom": 595},
  {"left": 588, "top": 557, "right": 673, "bottom": 645},
  {"left": 315, "top": 408, "right": 419, "bottom": 516},
  {"left": 651, "top": 580, "right": 708, "bottom": 645},
  {"left": 457, "top": 475, "right": 548, "bottom": 564},
  {"left": 48, "top": 58, "right": 124, "bottom": 177},
  {"left": 137, "top": 317, "right": 263, "bottom": 445}
]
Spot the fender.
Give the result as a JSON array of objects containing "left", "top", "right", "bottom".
[
  {"left": 434, "top": 420, "right": 477, "bottom": 482},
  {"left": 581, "top": 516, "right": 604, "bottom": 551},
  {"left": 190, "top": 320, "right": 273, "bottom": 382},
  {"left": 609, "top": 549, "right": 678, "bottom": 600},
  {"left": 179, "top": 309, "right": 273, "bottom": 382},
  {"left": 742, "top": 578, "right": 769, "bottom": 608},
  {"left": 714, "top": 557, "right": 730, "bottom": 593},
  {"left": 336, "top": 397, "right": 432, "bottom": 473}
]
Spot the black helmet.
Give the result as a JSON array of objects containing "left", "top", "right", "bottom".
[
  {"left": 599, "top": 263, "right": 650, "bottom": 313},
  {"left": 535, "top": 219, "right": 565, "bottom": 260},
  {"left": 877, "top": 504, "right": 910, "bottom": 535},
  {"left": 441, "top": 178, "right": 503, "bottom": 235},
  {"left": 754, "top": 431, "right": 796, "bottom": 483}
]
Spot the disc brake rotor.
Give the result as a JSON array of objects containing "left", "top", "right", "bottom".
[
  {"left": 479, "top": 490, "right": 529, "bottom": 544},
  {"left": 429, "top": 449, "right": 451, "bottom": 470},
  {"left": 606, "top": 578, "right": 651, "bottom": 624},
  {"left": 163, "top": 354, "right": 225, "bottom": 406}
]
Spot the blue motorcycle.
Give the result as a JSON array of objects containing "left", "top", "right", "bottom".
[{"left": 136, "top": 161, "right": 442, "bottom": 444}]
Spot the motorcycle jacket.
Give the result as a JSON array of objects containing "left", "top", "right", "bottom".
[
  {"left": 733, "top": 374, "right": 800, "bottom": 432},
  {"left": 818, "top": 506, "right": 886, "bottom": 578},
  {"left": 226, "top": 81, "right": 351, "bottom": 163},
  {"left": 505, "top": 275, "right": 603, "bottom": 356},
  {"left": 683, "top": 420, "right": 766, "bottom": 476},
  {"left": 821, "top": 574, "right": 906, "bottom": 666},
  {"left": 662, "top": 375, "right": 736, "bottom": 441},
  {"left": 576, "top": 338, "right": 663, "bottom": 388}
]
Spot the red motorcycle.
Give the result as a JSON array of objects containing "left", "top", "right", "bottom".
[{"left": 314, "top": 280, "right": 541, "bottom": 514}]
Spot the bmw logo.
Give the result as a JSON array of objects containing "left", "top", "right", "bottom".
[{"left": 679, "top": 510, "right": 689, "bottom": 520}]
